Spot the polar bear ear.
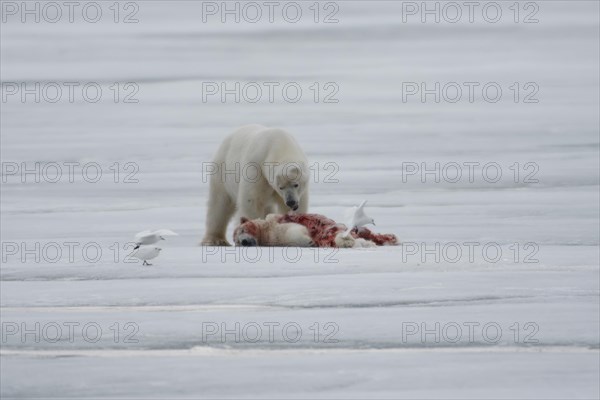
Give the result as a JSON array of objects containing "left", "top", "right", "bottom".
[{"left": 240, "top": 217, "right": 249, "bottom": 224}]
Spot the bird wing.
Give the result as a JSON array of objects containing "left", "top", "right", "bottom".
[
  {"left": 133, "top": 246, "right": 151, "bottom": 258},
  {"left": 134, "top": 230, "right": 153, "bottom": 241},
  {"left": 355, "top": 200, "right": 369, "bottom": 219},
  {"left": 344, "top": 206, "right": 356, "bottom": 222},
  {"left": 346, "top": 200, "right": 368, "bottom": 224},
  {"left": 133, "top": 246, "right": 160, "bottom": 259},
  {"left": 352, "top": 200, "right": 375, "bottom": 228},
  {"left": 154, "top": 229, "right": 179, "bottom": 236}
]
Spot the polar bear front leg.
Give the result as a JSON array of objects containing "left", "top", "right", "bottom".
[
  {"left": 202, "top": 182, "right": 235, "bottom": 246},
  {"left": 238, "top": 181, "right": 269, "bottom": 220},
  {"left": 297, "top": 191, "right": 309, "bottom": 213}
]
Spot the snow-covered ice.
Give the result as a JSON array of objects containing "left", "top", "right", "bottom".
[{"left": 1, "top": 1, "right": 598, "bottom": 398}]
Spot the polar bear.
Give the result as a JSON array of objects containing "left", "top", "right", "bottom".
[
  {"left": 233, "top": 215, "right": 315, "bottom": 247},
  {"left": 233, "top": 213, "right": 399, "bottom": 248},
  {"left": 201, "top": 124, "right": 310, "bottom": 246}
]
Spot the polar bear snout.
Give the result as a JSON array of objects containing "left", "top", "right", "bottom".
[
  {"left": 281, "top": 187, "right": 301, "bottom": 210},
  {"left": 276, "top": 169, "right": 306, "bottom": 212},
  {"left": 235, "top": 232, "right": 258, "bottom": 247},
  {"left": 286, "top": 199, "right": 299, "bottom": 210},
  {"left": 240, "top": 237, "right": 257, "bottom": 246}
]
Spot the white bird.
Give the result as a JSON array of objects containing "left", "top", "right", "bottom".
[
  {"left": 133, "top": 229, "right": 178, "bottom": 249},
  {"left": 343, "top": 200, "right": 375, "bottom": 237},
  {"left": 132, "top": 246, "right": 162, "bottom": 266}
]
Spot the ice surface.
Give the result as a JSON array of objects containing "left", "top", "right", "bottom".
[{"left": 1, "top": 1, "right": 599, "bottom": 398}]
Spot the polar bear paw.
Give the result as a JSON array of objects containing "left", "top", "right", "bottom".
[
  {"left": 201, "top": 236, "right": 232, "bottom": 246},
  {"left": 352, "top": 238, "right": 377, "bottom": 248},
  {"left": 334, "top": 233, "right": 355, "bottom": 248}
]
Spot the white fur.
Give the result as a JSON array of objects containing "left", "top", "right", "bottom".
[
  {"left": 281, "top": 222, "right": 314, "bottom": 247},
  {"left": 236, "top": 215, "right": 381, "bottom": 248},
  {"left": 261, "top": 219, "right": 313, "bottom": 247},
  {"left": 352, "top": 238, "right": 377, "bottom": 248},
  {"left": 334, "top": 233, "right": 356, "bottom": 248},
  {"left": 332, "top": 233, "right": 375, "bottom": 248},
  {"left": 202, "top": 125, "right": 309, "bottom": 246},
  {"left": 235, "top": 215, "right": 313, "bottom": 247}
]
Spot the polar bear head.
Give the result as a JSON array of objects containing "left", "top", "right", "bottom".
[
  {"left": 233, "top": 217, "right": 264, "bottom": 246},
  {"left": 269, "top": 162, "right": 309, "bottom": 211}
]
